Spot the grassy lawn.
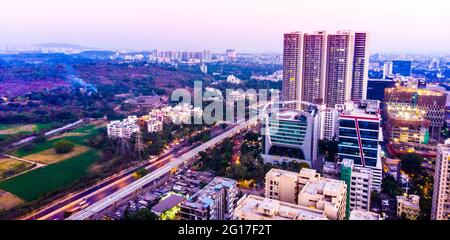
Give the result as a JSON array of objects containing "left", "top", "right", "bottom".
[
  {"left": 0, "top": 124, "right": 103, "bottom": 202},
  {"left": 23, "top": 145, "right": 90, "bottom": 164},
  {"left": 0, "top": 123, "right": 53, "bottom": 135},
  {"left": 0, "top": 150, "right": 101, "bottom": 202},
  {"left": 0, "top": 157, "right": 35, "bottom": 181},
  {"left": 13, "top": 124, "right": 99, "bottom": 157}
]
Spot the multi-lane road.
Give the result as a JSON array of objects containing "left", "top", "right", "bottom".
[
  {"left": 22, "top": 142, "right": 189, "bottom": 220},
  {"left": 20, "top": 122, "right": 251, "bottom": 220},
  {"left": 67, "top": 118, "right": 257, "bottom": 220}
]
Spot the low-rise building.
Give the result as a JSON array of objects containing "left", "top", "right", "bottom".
[
  {"left": 349, "top": 209, "right": 383, "bottom": 220},
  {"left": 384, "top": 158, "right": 401, "bottom": 181},
  {"left": 147, "top": 119, "right": 163, "bottom": 133},
  {"left": 179, "top": 177, "right": 237, "bottom": 220},
  {"left": 340, "top": 159, "right": 372, "bottom": 215},
  {"left": 396, "top": 194, "right": 420, "bottom": 220},
  {"left": 234, "top": 194, "right": 328, "bottom": 220},
  {"left": 265, "top": 168, "right": 347, "bottom": 220},
  {"left": 107, "top": 116, "right": 140, "bottom": 139},
  {"left": 151, "top": 193, "right": 185, "bottom": 220}
]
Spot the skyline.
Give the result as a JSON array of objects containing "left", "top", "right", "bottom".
[{"left": 0, "top": 0, "right": 449, "bottom": 54}]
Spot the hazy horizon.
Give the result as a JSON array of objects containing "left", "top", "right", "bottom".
[{"left": 1, "top": 0, "right": 449, "bottom": 54}]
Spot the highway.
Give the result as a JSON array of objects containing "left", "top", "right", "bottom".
[
  {"left": 21, "top": 144, "right": 184, "bottom": 220},
  {"left": 67, "top": 117, "right": 258, "bottom": 220}
]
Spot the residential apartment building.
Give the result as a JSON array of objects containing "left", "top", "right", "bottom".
[
  {"left": 281, "top": 30, "right": 369, "bottom": 111},
  {"left": 234, "top": 194, "right": 328, "bottom": 220},
  {"left": 351, "top": 32, "right": 369, "bottom": 101},
  {"left": 325, "top": 31, "right": 354, "bottom": 107},
  {"left": 107, "top": 116, "right": 140, "bottom": 139},
  {"left": 147, "top": 119, "right": 163, "bottom": 133},
  {"left": 431, "top": 140, "right": 450, "bottom": 220},
  {"left": 179, "top": 177, "right": 237, "bottom": 220},
  {"left": 282, "top": 32, "right": 303, "bottom": 109},
  {"left": 265, "top": 168, "right": 347, "bottom": 220},
  {"left": 340, "top": 159, "right": 372, "bottom": 216},
  {"left": 302, "top": 31, "right": 327, "bottom": 105},
  {"left": 396, "top": 195, "right": 420, "bottom": 220}
]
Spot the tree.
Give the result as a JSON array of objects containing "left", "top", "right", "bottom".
[
  {"left": 133, "top": 168, "right": 149, "bottom": 179},
  {"left": 381, "top": 175, "right": 403, "bottom": 197},
  {"left": 54, "top": 140, "right": 75, "bottom": 154},
  {"left": 123, "top": 207, "right": 159, "bottom": 220},
  {"left": 400, "top": 153, "right": 424, "bottom": 176},
  {"left": 318, "top": 140, "right": 338, "bottom": 162}
]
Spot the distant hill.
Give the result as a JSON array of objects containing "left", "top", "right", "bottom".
[{"left": 34, "top": 43, "right": 99, "bottom": 51}]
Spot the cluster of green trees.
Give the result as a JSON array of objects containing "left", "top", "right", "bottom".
[
  {"left": 54, "top": 140, "right": 75, "bottom": 154},
  {"left": 399, "top": 153, "right": 434, "bottom": 220},
  {"left": 123, "top": 207, "right": 159, "bottom": 220},
  {"left": 380, "top": 153, "right": 434, "bottom": 219}
]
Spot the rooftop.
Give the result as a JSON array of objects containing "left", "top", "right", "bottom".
[
  {"left": 338, "top": 100, "right": 381, "bottom": 120},
  {"left": 234, "top": 195, "right": 328, "bottom": 220},
  {"left": 183, "top": 177, "right": 236, "bottom": 210},
  {"left": 386, "top": 86, "right": 445, "bottom": 97},
  {"left": 151, "top": 193, "right": 185, "bottom": 214},
  {"left": 349, "top": 210, "right": 383, "bottom": 220}
]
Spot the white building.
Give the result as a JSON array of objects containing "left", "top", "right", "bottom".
[
  {"left": 340, "top": 159, "right": 372, "bottom": 212},
  {"left": 226, "top": 75, "right": 241, "bottom": 84},
  {"left": 147, "top": 119, "right": 163, "bottom": 133},
  {"left": 107, "top": 116, "right": 140, "bottom": 139},
  {"left": 319, "top": 104, "right": 338, "bottom": 140},
  {"left": 431, "top": 139, "right": 450, "bottom": 220}
]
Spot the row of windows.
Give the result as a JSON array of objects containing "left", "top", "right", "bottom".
[{"left": 339, "top": 137, "right": 378, "bottom": 148}]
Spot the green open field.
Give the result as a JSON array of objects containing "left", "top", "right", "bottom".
[
  {"left": 0, "top": 124, "right": 103, "bottom": 202},
  {"left": 0, "top": 123, "right": 53, "bottom": 135},
  {"left": 13, "top": 124, "right": 100, "bottom": 157},
  {"left": 0, "top": 150, "right": 100, "bottom": 201},
  {"left": 0, "top": 157, "right": 35, "bottom": 181}
]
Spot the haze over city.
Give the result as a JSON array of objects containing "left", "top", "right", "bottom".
[{"left": 1, "top": 0, "right": 449, "bottom": 53}]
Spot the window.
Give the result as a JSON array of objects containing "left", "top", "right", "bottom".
[{"left": 340, "top": 119, "right": 355, "bottom": 128}]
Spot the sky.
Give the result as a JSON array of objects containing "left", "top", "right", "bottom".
[{"left": 0, "top": 0, "right": 449, "bottom": 53}]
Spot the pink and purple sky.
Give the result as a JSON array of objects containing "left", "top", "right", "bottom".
[{"left": 0, "top": 0, "right": 449, "bottom": 53}]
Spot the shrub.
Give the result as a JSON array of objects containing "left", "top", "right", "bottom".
[{"left": 54, "top": 140, "right": 75, "bottom": 154}]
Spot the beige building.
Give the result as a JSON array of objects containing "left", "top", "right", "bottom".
[
  {"left": 265, "top": 168, "right": 347, "bottom": 220},
  {"left": 234, "top": 194, "right": 328, "bottom": 220},
  {"left": 431, "top": 140, "right": 450, "bottom": 220},
  {"left": 349, "top": 210, "right": 383, "bottom": 220},
  {"left": 396, "top": 195, "right": 420, "bottom": 220}
]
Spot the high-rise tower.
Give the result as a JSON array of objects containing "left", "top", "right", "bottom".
[
  {"left": 302, "top": 31, "right": 327, "bottom": 105},
  {"left": 351, "top": 32, "right": 369, "bottom": 101},
  {"left": 282, "top": 32, "right": 303, "bottom": 109},
  {"left": 325, "top": 31, "right": 354, "bottom": 108}
]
